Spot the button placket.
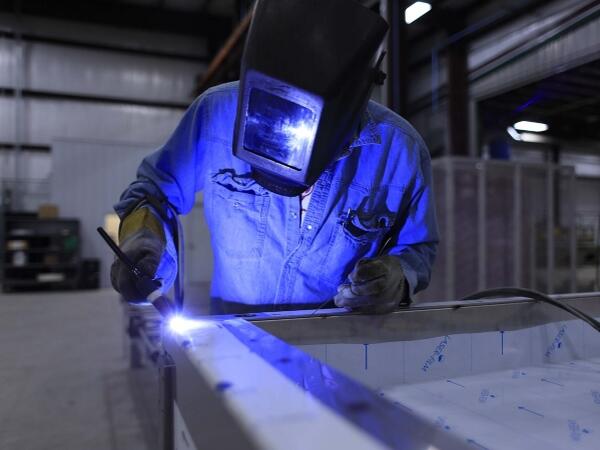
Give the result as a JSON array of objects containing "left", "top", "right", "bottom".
[{"left": 300, "top": 170, "right": 332, "bottom": 242}]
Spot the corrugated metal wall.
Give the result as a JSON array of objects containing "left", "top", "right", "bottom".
[
  {"left": 0, "top": 14, "right": 207, "bottom": 211},
  {"left": 50, "top": 140, "right": 213, "bottom": 289},
  {"left": 50, "top": 140, "right": 152, "bottom": 287}
]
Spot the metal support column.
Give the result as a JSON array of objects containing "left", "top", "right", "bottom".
[
  {"left": 386, "top": 0, "right": 408, "bottom": 116},
  {"left": 468, "top": 99, "right": 479, "bottom": 157},
  {"left": 514, "top": 164, "right": 523, "bottom": 287},
  {"left": 159, "top": 352, "right": 175, "bottom": 450},
  {"left": 569, "top": 169, "right": 577, "bottom": 292},
  {"left": 14, "top": 0, "right": 25, "bottom": 211},
  {"left": 446, "top": 158, "right": 455, "bottom": 299},
  {"left": 547, "top": 165, "right": 555, "bottom": 294},
  {"left": 477, "top": 161, "right": 486, "bottom": 291},
  {"left": 447, "top": 40, "right": 469, "bottom": 155}
]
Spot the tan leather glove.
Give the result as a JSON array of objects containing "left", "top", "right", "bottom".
[{"left": 110, "top": 207, "right": 175, "bottom": 302}]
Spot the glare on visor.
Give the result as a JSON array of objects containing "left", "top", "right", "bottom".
[{"left": 243, "top": 88, "right": 318, "bottom": 170}]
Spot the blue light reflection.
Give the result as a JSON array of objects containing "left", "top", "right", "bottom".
[
  {"left": 168, "top": 315, "right": 211, "bottom": 334},
  {"left": 244, "top": 88, "right": 318, "bottom": 170}
]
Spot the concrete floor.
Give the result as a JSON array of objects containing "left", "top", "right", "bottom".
[{"left": 0, "top": 289, "right": 151, "bottom": 450}]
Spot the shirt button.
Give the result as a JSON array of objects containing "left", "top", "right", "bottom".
[
  {"left": 291, "top": 212, "right": 298, "bottom": 218},
  {"left": 306, "top": 224, "right": 313, "bottom": 230}
]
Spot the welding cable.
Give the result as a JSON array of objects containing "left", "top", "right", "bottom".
[{"left": 462, "top": 287, "right": 600, "bottom": 333}]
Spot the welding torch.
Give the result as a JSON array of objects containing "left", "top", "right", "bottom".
[{"left": 97, "top": 227, "right": 174, "bottom": 318}]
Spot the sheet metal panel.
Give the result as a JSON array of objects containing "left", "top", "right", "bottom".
[
  {"left": 0, "top": 96, "right": 184, "bottom": 145},
  {"left": 0, "top": 150, "right": 50, "bottom": 180},
  {"left": 0, "top": 37, "right": 14, "bottom": 87},
  {"left": 165, "top": 317, "right": 469, "bottom": 450},
  {"left": 0, "top": 96, "right": 16, "bottom": 142},
  {"left": 29, "top": 97, "right": 184, "bottom": 145},
  {"left": 382, "top": 356, "right": 600, "bottom": 450},
  {"left": 26, "top": 42, "right": 205, "bottom": 103},
  {"left": 50, "top": 140, "right": 154, "bottom": 287},
  {"left": 253, "top": 294, "right": 600, "bottom": 346}
]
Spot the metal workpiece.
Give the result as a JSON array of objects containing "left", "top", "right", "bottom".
[
  {"left": 252, "top": 292, "right": 600, "bottom": 345},
  {"left": 163, "top": 317, "right": 470, "bottom": 450},
  {"left": 164, "top": 323, "right": 261, "bottom": 450},
  {"left": 161, "top": 292, "right": 600, "bottom": 450}
]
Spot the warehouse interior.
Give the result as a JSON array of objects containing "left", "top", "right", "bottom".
[{"left": 1, "top": 1, "right": 600, "bottom": 449}]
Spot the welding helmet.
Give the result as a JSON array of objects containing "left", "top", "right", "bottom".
[{"left": 233, "top": 0, "right": 389, "bottom": 196}]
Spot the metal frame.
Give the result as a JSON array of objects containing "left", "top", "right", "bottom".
[
  {"left": 163, "top": 315, "right": 472, "bottom": 450},
  {"left": 252, "top": 292, "right": 600, "bottom": 345},
  {"left": 161, "top": 292, "right": 600, "bottom": 449}
]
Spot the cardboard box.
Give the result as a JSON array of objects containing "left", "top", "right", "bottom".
[{"left": 38, "top": 203, "right": 59, "bottom": 219}]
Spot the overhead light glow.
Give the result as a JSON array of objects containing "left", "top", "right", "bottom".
[
  {"left": 405, "top": 2, "right": 432, "bottom": 24},
  {"left": 506, "top": 126, "right": 522, "bottom": 141},
  {"left": 168, "top": 315, "right": 211, "bottom": 334},
  {"left": 513, "top": 121, "right": 548, "bottom": 133}
]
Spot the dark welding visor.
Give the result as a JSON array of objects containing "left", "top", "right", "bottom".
[{"left": 233, "top": 0, "right": 389, "bottom": 196}]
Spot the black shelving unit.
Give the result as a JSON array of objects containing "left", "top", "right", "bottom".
[{"left": 1, "top": 212, "right": 81, "bottom": 292}]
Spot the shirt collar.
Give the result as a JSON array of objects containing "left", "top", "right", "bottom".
[
  {"left": 349, "top": 108, "right": 381, "bottom": 148},
  {"left": 336, "top": 108, "right": 381, "bottom": 160}
]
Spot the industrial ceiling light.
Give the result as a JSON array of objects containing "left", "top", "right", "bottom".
[
  {"left": 513, "top": 120, "right": 548, "bottom": 132},
  {"left": 506, "top": 126, "right": 522, "bottom": 141},
  {"left": 405, "top": 2, "right": 432, "bottom": 24}
]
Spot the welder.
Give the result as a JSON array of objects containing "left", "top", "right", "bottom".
[{"left": 110, "top": 0, "right": 439, "bottom": 315}]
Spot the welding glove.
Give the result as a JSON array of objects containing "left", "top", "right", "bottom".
[
  {"left": 334, "top": 255, "right": 408, "bottom": 314},
  {"left": 110, "top": 207, "right": 177, "bottom": 302}
]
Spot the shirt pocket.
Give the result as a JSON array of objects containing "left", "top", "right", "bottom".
[
  {"left": 318, "top": 208, "right": 393, "bottom": 288},
  {"left": 209, "top": 170, "right": 270, "bottom": 259}
]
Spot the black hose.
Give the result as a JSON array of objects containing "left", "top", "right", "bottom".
[{"left": 462, "top": 287, "right": 600, "bottom": 333}]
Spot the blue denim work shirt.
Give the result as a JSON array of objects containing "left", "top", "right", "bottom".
[{"left": 115, "top": 81, "right": 439, "bottom": 308}]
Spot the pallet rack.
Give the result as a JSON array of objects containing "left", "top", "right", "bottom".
[{"left": 1, "top": 212, "right": 81, "bottom": 292}]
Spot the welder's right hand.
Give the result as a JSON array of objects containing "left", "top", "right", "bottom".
[{"left": 110, "top": 207, "right": 176, "bottom": 302}]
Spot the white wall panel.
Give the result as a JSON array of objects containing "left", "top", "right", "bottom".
[
  {"left": 51, "top": 140, "right": 153, "bottom": 287},
  {"left": 0, "top": 38, "right": 15, "bottom": 87},
  {"left": 26, "top": 97, "right": 185, "bottom": 145},
  {"left": 51, "top": 140, "right": 213, "bottom": 288},
  {"left": 0, "top": 150, "right": 50, "bottom": 180},
  {"left": 0, "top": 149, "right": 51, "bottom": 210},
  {"left": 26, "top": 43, "right": 205, "bottom": 102},
  {"left": 0, "top": 96, "right": 16, "bottom": 142},
  {"left": 2, "top": 96, "right": 186, "bottom": 145}
]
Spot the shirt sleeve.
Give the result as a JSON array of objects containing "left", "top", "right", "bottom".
[
  {"left": 114, "top": 95, "right": 208, "bottom": 218},
  {"left": 386, "top": 136, "right": 439, "bottom": 298}
]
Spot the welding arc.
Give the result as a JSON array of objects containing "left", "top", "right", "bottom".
[{"left": 462, "top": 287, "right": 600, "bottom": 333}]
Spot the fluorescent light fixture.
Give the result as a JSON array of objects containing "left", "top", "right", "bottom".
[
  {"left": 519, "top": 132, "right": 550, "bottom": 144},
  {"left": 506, "top": 126, "right": 522, "bottom": 141},
  {"left": 405, "top": 2, "right": 431, "bottom": 24},
  {"left": 513, "top": 121, "right": 548, "bottom": 133}
]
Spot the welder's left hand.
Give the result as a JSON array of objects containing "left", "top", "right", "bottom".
[{"left": 334, "top": 255, "right": 408, "bottom": 314}]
